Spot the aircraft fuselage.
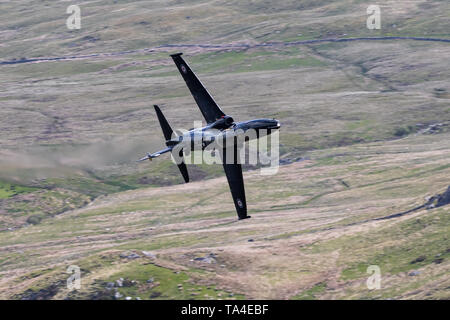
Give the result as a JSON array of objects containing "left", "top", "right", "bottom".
[{"left": 168, "top": 118, "right": 280, "bottom": 151}]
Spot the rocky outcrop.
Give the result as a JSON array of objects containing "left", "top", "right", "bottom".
[
  {"left": 426, "top": 186, "right": 450, "bottom": 209},
  {"left": 373, "top": 185, "right": 450, "bottom": 222},
  {"left": 436, "top": 186, "right": 450, "bottom": 207}
]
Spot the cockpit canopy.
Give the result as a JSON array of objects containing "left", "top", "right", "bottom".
[
  {"left": 241, "top": 118, "right": 280, "bottom": 130},
  {"left": 210, "top": 115, "right": 235, "bottom": 130}
]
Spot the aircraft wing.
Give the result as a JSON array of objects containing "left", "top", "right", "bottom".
[
  {"left": 222, "top": 162, "right": 250, "bottom": 220},
  {"left": 170, "top": 53, "right": 226, "bottom": 124}
]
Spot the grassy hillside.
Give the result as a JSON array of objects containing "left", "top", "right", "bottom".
[
  {"left": 0, "top": 132, "right": 449, "bottom": 299},
  {"left": 0, "top": 0, "right": 449, "bottom": 299},
  {"left": 1, "top": 0, "right": 449, "bottom": 59}
]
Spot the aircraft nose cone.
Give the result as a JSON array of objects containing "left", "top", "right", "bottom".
[{"left": 269, "top": 119, "right": 280, "bottom": 129}]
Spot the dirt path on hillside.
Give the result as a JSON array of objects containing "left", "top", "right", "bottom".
[{"left": 1, "top": 36, "right": 449, "bottom": 65}]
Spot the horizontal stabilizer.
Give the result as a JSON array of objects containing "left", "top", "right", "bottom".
[
  {"left": 173, "top": 148, "right": 189, "bottom": 183},
  {"left": 177, "top": 161, "right": 189, "bottom": 183}
]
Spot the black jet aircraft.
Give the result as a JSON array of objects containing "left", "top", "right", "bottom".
[{"left": 138, "top": 53, "right": 280, "bottom": 220}]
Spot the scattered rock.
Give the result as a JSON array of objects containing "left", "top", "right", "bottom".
[
  {"left": 279, "top": 158, "right": 292, "bottom": 165},
  {"left": 248, "top": 239, "right": 254, "bottom": 242},
  {"left": 279, "top": 157, "right": 308, "bottom": 166},
  {"left": 418, "top": 122, "right": 447, "bottom": 135},
  {"left": 408, "top": 270, "right": 421, "bottom": 276},
  {"left": 116, "top": 278, "right": 124, "bottom": 287},
  {"left": 339, "top": 179, "right": 350, "bottom": 188},
  {"left": 106, "top": 282, "right": 115, "bottom": 289},
  {"left": 114, "top": 291, "right": 123, "bottom": 299},
  {"left": 410, "top": 256, "right": 426, "bottom": 264},
  {"left": 122, "top": 279, "right": 135, "bottom": 287},
  {"left": 18, "top": 281, "right": 62, "bottom": 300},
  {"left": 136, "top": 297, "right": 141, "bottom": 300},
  {"left": 125, "top": 296, "right": 132, "bottom": 300},
  {"left": 142, "top": 251, "right": 156, "bottom": 259},
  {"left": 193, "top": 253, "right": 217, "bottom": 264},
  {"left": 81, "top": 35, "right": 100, "bottom": 43},
  {"left": 147, "top": 277, "right": 154, "bottom": 284},
  {"left": 436, "top": 186, "right": 450, "bottom": 207},
  {"left": 120, "top": 251, "right": 140, "bottom": 260},
  {"left": 433, "top": 258, "right": 444, "bottom": 264}
]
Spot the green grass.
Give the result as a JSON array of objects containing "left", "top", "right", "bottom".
[
  {"left": 303, "top": 208, "right": 450, "bottom": 281},
  {"left": 102, "top": 262, "right": 245, "bottom": 300},
  {"left": 10, "top": 61, "right": 120, "bottom": 79},
  {"left": 291, "top": 282, "right": 327, "bottom": 300},
  {"left": 0, "top": 181, "right": 37, "bottom": 199},
  {"left": 188, "top": 49, "right": 326, "bottom": 74}
]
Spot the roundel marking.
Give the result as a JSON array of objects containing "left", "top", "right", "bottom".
[
  {"left": 236, "top": 199, "right": 243, "bottom": 208},
  {"left": 181, "top": 65, "right": 187, "bottom": 74}
]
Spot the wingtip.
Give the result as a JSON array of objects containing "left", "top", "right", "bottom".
[{"left": 170, "top": 52, "right": 183, "bottom": 58}]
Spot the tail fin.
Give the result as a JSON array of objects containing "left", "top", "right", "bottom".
[
  {"left": 154, "top": 105, "right": 174, "bottom": 142},
  {"left": 154, "top": 105, "right": 189, "bottom": 183}
]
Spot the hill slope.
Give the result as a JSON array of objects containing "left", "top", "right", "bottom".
[
  {"left": 0, "top": 132, "right": 449, "bottom": 299},
  {"left": 0, "top": 0, "right": 449, "bottom": 299}
]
